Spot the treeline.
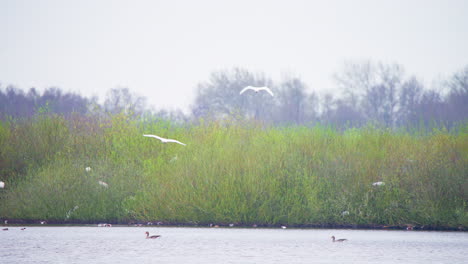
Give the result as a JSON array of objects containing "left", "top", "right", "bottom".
[
  {"left": 1, "top": 61, "right": 467, "bottom": 129},
  {"left": 193, "top": 62, "right": 468, "bottom": 129}
]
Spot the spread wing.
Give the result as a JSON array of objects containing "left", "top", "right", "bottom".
[
  {"left": 259, "top": 87, "right": 274, "bottom": 96},
  {"left": 144, "top": 134, "right": 186, "bottom": 146},
  {"left": 165, "top": 139, "right": 186, "bottom": 146},
  {"left": 143, "top": 134, "right": 164, "bottom": 142},
  {"left": 240, "top": 86, "right": 255, "bottom": 95}
]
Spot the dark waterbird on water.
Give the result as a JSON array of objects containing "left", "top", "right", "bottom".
[
  {"left": 145, "top": 231, "right": 161, "bottom": 239},
  {"left": 331, "top": 236, "right": 347, "bottom": 242}
]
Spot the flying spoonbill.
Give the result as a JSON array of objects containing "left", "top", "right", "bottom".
[
  {"left": 240, "top": 86, "right": 274, "bottom": 97},
  {"left": 143, "top": 134, "right": 186, "bottom": 146}
]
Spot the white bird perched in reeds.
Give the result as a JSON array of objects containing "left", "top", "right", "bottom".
[
  {"left": 143, "top": 134, "right": 186, "bottom": 146},
  {"left": 66, "top": 205, "right": 79, "bottom": 219},
  {"left": 98, "top": 180, "right": 108, "bottom": 188},
  {"left": 239, "top": 86, "right": 274, "bottom": 97},
  {"left": 85, "top": 167, "right": 91, "bottom": 172},
  {"left": 372, "top": 181, "right": 385, "bottom": 186},
  {"left": 0, "top": 181, "right": 4, "bottom": 188}
]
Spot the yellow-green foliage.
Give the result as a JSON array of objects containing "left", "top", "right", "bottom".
[{"left": 0, "top": 114, "right": 466, "bottom": 228}]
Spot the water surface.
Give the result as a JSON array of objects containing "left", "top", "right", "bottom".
[{"left": 1, "top": 226, "right": 466, "bottom": 263}]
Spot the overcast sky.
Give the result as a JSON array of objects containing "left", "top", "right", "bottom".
[{"left": 1, "top": 0, "right": 467, "bottom": 112}]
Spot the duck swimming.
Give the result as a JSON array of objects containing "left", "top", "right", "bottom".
[
  {"left": 331, "top": 236, "right": 347, "bottom": 242},
  {"left": 145, "top": 231, "right": 161, "bottom": 239}
]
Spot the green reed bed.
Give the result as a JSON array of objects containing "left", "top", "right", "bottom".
[{"left": 0, "top": 114, "right": 466, "bottom": 228}]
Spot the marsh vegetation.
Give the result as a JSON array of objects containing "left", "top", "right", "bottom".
[{"left": 0, "top": 113, "right": 466, "bottom": 229}]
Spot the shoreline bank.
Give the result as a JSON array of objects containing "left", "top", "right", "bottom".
[{"left": 2, "top": 219, "right": 465, "bottom": 231}]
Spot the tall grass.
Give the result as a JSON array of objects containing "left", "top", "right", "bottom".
[{"left": 0, "top": 113, "right": 466, "bottom": 228}]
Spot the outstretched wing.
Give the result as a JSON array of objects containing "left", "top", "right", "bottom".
[
  {"left": 143, "top": 134, "right": 164, "bottom": 142},
  {"left": 259, "top": 87, "right": 274, "bottom": 96},
  {"left": 240, "top": 86, "right": 254, "bottom": 95},
  {"left": 165, "top": 139, "right": 187, "bottom": 146}
]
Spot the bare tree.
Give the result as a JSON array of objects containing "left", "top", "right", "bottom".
[
  {"left": 0, "top": 85, "right": 90, "bottom": 119},
  {"left": 318, "top": 93, "right": 365, "bottom": 128},
  {"left": 276, "top": 77, "right": 317, "bottom": 125},
  {"left": 445, "top": 65, "right": 468, "bottom": 124},
  {"left": 38, "top": 87, "right": 89, "bottom": 115},
  {"left": 334, "top": 61, "right": 409, "bottom": 127},
  {"left": 104, "top": 87, "right": 147, "bottom": 117},
  {"left": 397, "top": 77, "right": 424, "bottom": 126},
  {"left": 1, "top": 86, "right": 36, "bottom": 118},
  {"left": 414, "top": 89, "right": 446, "bottom": 127}
]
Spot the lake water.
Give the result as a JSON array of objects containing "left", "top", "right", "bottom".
[{"left": 1, "top": 226, "right": 466, "bottom": 263}]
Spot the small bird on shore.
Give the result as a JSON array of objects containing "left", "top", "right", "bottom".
[
  {"left": 145, "top": 231, "right": 161, "bottom": 239},
  {"left": 331, "top": 236, "right": 347, "bottom": 242},
  {"left": 143, "top": 134, "right": 186, "bottom": 146},
  {"left": 240, "top": 86, "right": 274, "bottom": 97},
  {"left": 21, "top": 228, "right": 26, "bottom": 230}
]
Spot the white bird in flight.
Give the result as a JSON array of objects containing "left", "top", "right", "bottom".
[
  {"left": 240, "top": 86, "right": 274, "bottom": 97},
  {"left": 143, "top": 134, "right": 186, "bottom": 146}
]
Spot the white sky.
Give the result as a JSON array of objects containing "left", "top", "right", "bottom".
[{"left": 1, "top": 0, "right": 467, "bottom": 113}]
